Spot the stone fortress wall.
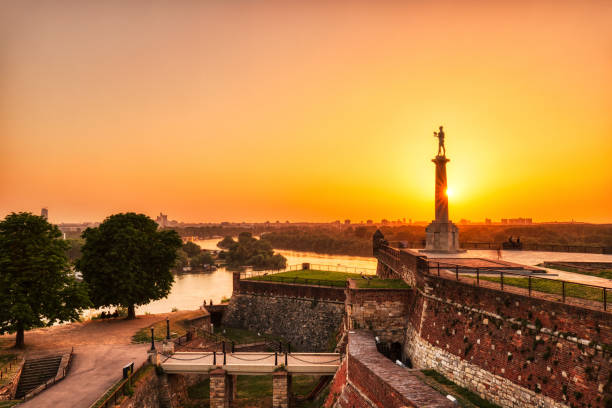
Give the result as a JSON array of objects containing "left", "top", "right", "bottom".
[
  {"left": 222, "top": 278, "right": 345, "bottom": 351},
  {"left": 221, "top": 245, "right": 612, "bottom": 407},
  {"left": 376, "top": 245, "right": 612, "bottom": 408}
]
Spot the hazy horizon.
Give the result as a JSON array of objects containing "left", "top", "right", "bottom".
[{"left": 2, "top": 1, "right": 611, "bottom": 224}]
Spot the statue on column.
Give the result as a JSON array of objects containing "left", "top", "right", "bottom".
[{"left": 433, "top": 126, "right": 446, "bottom": 156}]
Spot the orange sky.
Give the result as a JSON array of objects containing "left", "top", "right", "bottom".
[{"left": 1, "top": 0, "right": 611, "bottom": 224}]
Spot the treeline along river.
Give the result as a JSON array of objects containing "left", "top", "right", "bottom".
[{"left": 132, "top": 238, "right": 377, "bottom": 315}]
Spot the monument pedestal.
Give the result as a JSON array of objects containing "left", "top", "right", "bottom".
[
  {"left": 419, "top": 152, "right": 465, "bottom": 253},
  {"left": 420, "top": 220, "right": 465, "bottom": 254}
]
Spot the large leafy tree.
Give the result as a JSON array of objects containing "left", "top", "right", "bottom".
[
  {"left": 182, "top": 241, "right": 201, "bottom": 258},
  {"left": 0, "top": 213, "right": 90, "bottom": 348},
  {"left": 77, "top": 213, "right": 182, "bottom": 319},
  {"left": 225, "top": 232, "right": 286, "bottom": 269}
]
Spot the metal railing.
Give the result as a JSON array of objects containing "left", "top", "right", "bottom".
[
  {"left": 309, "top": 264, "right": 376, "bottom": 275},
  {"left": 247, "top": 276, "right": 347, "bottom": 288},
  {"left": 90, "top": 361, "right": 149, "bottom": 408},
  {"left": 387, "top": 241, "right": 612, "bottom": 254},
  {"left": 427, "top": 262, "right": 610, "bottom": 312},
  {"left": 241, "top": 263, "right": 376, "bottom": 279}
]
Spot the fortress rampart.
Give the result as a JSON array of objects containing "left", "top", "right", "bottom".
[
  {"left": 375, "top": 243, "right": 612, "bottom": 408},
  {"left": 221, "top": 245, "right": 611, "bottom": 407}
]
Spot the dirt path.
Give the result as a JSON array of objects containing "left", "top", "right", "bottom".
[
  {"left": 0, "top": 310, "right": 204, "bottom": 408},
  {"left": 0, "top": 310, "right": 199, "bottom": 352}
]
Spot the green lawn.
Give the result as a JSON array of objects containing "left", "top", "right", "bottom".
[
  {"left": 538, "top": 263, "right": 612, "bottom": 280},
  {"left": 184, "top": 375, "right": 323, "bottom": 408},
  {"left": 421, "top": 370, "right": 501, "bottom": 408},
  {"left": 248, "top": 269, "right": 409, "bottom": 289},
  {"left": 216, "top": 326, "right": 283, "bottom": 345},
  {"left": 480, "top": 276, "right": 606, "bottom": 303}
]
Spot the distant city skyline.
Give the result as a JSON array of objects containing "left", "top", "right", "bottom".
[
  {"left": 25, "top": 206, "right": 605, "bottom": 226},
  {"left": 2, "top": 1, "right": 611, "bottom": 224}
]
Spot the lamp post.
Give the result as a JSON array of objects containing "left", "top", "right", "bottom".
[
  {"left": 150, "top": 328, "right": 156, "bottom": 351},
  {"left": 166, "top": 318, "right": 170, "bottom": 340}
]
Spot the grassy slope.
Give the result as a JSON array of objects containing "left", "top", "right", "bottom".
[
  {"left": 539, "top": 263, "right": 612, "bottom": 280},
  {"left": 185, "top": 375, "right": 321, "bottom": 408},
  {"left": 248, "top": 269, "right": 409, "bottom": 289},
  {"left": 480, "top": 276, "right": 605, "bottom": 303},
  {"left": 132, "top": 310, "right": 206, "bottom": 343},
  {"left": 421, "top": 370, "right": 501, "bottom": 408}
]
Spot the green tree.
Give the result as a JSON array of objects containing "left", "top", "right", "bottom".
[
  {"left": 65, "top": 238, "right": 85, "bottom": 262},
  {"left": 0, "top": 213, "right": 90, "bottom": 348},
  {"left": 226, "top": 232, "right": 287, "bottom": 270},
  {"left": 191, "top": 251, "right": 214, "bottom": 267},
  {"left": 182, "top": 241, "right": 201, "bottom": 258},
  {"left": 77, "top": 213, "right": 182, "bottom": 320},
  {"left": 175, "top": 249, "right": 189, "bottom": 270},
  {"left": 217, "top": 235, "right": 236, "bottom": 249}
]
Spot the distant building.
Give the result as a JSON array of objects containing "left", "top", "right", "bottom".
[
  {"left": 41, "top": 207, "right": 48, "bottom": 220},
  {"left": 485, "top": 218, "right": 492, "bottom": 225},
  {"left": 502, "top": 217, "right": 533, "bottom": 225},
  {"left": 366, "top": 220, "right": 373, "bottom": 225},
  {"left": 344, "top": 219, "right": 351, "bottom": 225},
  {"left": 381, "top": 219, "right": 389, "bottom": 225},
  {"left": 459, "top": 219, "right": 470, "bottom": 225},
  {"left": 156, "top": 212, "right": 169, "bottom": 228}
]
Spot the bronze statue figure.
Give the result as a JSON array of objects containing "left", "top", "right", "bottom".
[{"left": 434, "top": 125, "right": 445, "bottom": 156}]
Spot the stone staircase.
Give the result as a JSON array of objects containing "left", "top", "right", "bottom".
[{"left": 15, "top": 355, "right": 62, "bottom": 399}]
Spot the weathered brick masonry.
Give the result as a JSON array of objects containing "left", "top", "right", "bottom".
[
  {"left": 375, "top": 243, "right": 612, "bottom": 408},
  {"left": 327, "top": 331, "right": 454, "bottom": 408},
  {"left": 345, "top": 281, "right": 412, "bottom": 344}
]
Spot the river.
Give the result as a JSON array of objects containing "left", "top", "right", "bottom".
[{"left": 131, "top": 238, "right": 377, "bottom": 315}]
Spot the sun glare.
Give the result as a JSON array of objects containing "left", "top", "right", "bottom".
[{"left": 446, "top": 188, "right": 454, "bottom": 198}]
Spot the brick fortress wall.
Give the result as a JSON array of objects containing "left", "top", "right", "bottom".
[
  {"left": 375, "top": 244, "right": 612, "bottom": 408},
  {"left": 325, "top": 331, "right": 454, "bottom": 408},
  {"left": 345, "top": 281, "right": 413, "bottom": 344}
]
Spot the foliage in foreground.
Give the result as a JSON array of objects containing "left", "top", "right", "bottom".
[
  {"left": 0, "top": 212, "right": 90, "bottom": 348},
  {"left": 77, "top": 213, "right": 182, "bottom": 319}
]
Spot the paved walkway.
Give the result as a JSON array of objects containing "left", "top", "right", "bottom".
[
  {"left": 429, "top": 249, "right": 612, "bottom": 288},
  {"left": 19, "top": 344, "right": 150, "bottom": 408},
  {"left": 0, "top": 310, "right": 201, "bottom": 408}
]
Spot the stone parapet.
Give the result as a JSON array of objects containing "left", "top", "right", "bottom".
[
  {"left": 345, "top": 284, "right": 413, "bottom": 343},
  {"left": 237, "top": 279, "right": 346, "bottom": 302},
  {"left": 333, "top": 331, "right": 454, "bottom": 408}
]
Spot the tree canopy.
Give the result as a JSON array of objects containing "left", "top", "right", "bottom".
[
  {"left": 77, "top": 213, "right": 182, "bottom": 319},
  {"left": 0, "top": 212, "right": 90, "bottom": 348},
  {"left": 182, "top": 241, "right": 201, "bottom": 258},
  {"left": 217, "top": 235, "right": 236, "bottom": 249},
  {"left": 224, "top": 232, "right": 286, "bottom": 270}
]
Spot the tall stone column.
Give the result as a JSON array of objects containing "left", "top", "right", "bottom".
[
  {"left": 433, "top": 155, "right": 450, "bottom": 223},
  {"left": 421, "top": 154, "right": 465, "bottom": 254},
  {"left": 273, "top": 370, "right": 291, "bottom": 408}
]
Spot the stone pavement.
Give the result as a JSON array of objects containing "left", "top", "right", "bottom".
[
  {"left": 0, "top": 311, "right": 201, "bottom": 407},
  {"left": 19, "top": 344, "right": 150, "bottom": 408},
  {"left": 430, "top": 249, "right": 612, "bottom": 288}
]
